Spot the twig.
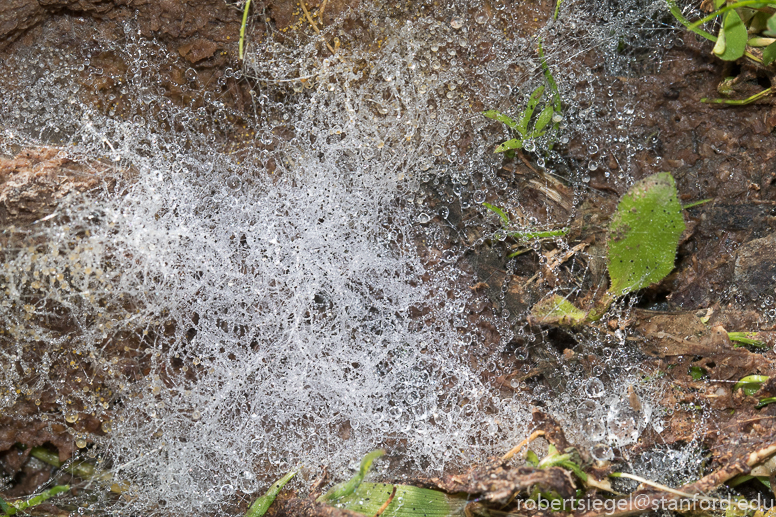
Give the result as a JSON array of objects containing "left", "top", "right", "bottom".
[
  {"left": 372, "top": 485, "right": 397, "bottom": 517},
  {"left": 299, "top": 0, "right": 344, "bottom": 63},
  {"left": 502, "top": 430, "right": 545, "bottom": 461}
]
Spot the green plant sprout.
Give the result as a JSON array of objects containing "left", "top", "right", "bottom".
[
  {"left": 733, "top": 374, "right": 769, "bottom": 395},
  {"left": 245, "top": 470, "right": 296, "bottom": 517},
  {"left": 239, "top": 0, "right": 253, "bottom": 60},
  {"left": 531, "top": 172, "right": 685, "bottom": 326},
  {"left": 690, "top": 366, "right": 709, "bottom": 380},
  {"left": 315, "top": 450, "right": 468, "bottom": 516},
  {"left": 0, "top": 485, "right": 70, "bottom": 516},
  {"left": 482, "top": 202, "right": 569, "bottom": 257},
  {"left": 317, "top": 449, "right": 385, "bottom": 503},
  {"left": 484, "top": 40, "right": 562, "bottom": 153},
  {"left": 667, "top": 0, "right": 776, "bottom": 103},
  {"left": 728, "top": 331, "right": 769, "bottom": 349}
]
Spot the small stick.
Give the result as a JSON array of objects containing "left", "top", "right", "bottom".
[
  {"left": 372, "top": 485, "right": 397, "bottom": 517},
  {"left": 299, "top": 0, "right": 343, "bottom": 62},
  {"left": 502, "top": 430, "right": 545, "bottom": 461}
]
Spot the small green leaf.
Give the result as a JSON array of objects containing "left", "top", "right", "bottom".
[
  {"left": 483, "top": 110, "right": 520, "bottom": 131},
  {"left": 690, "top": 366, "right": 708, "bottom": 380},
  {"left": 508, "top": 228, "right": 569, "bottom": 241},
  {"left": 530, "top": 294, "right": 587, "bottom": 327},
  {"left": 768, "top": 12, "right": 776, "bottom": 34},
  {"left": 331, "top": 482, "right": 467, "bottom": 516},
  {"left": 533, "top": 103, "right": 555, "bottom": 135},
  {"left": 0, "top": 496, "right": 13, "bottom": 515},
  {"left": 245, "top": 471, "right": 296, "bottom": 517},
  {"left": 733, "top": 375, "right": 769, "bottom": 396},
  {"left": 715, "top": 10, "right": 748, "bottom": 60},
  {"left": 714, "top": 0, "right": 725, "bottom": 8},
  {"left": 482, "top": 203, "right": 509, "bottom": 226},
  {"left": 756, "top": 397, "right": 776, "bottom": 409},
  {"left": 606, "top": 172, "right": 685, "bottom": 296},
  {"left": 495, "top": 138, "right": 524, "bottom": 153},
  {"left": 728, "top": 332, "right": 768, "bottom": 349},
  {"left": 763, "top": 41, "right": 776, "bottom": 65},
  {"left": 518, "top": 84, "right": 546, "bottom": 137},
  {"left": 526, "top": 450, "right": 540, "bottom": 467},
  {"left": 317, "top": 450, "right": 385, "bottom": 503}
]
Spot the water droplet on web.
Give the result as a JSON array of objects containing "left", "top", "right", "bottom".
[
  {"left": 590, "top": 444, "right": 614, "bottom": 462},
  {"left": 416, "top": 212, "right": 432, "bottom": 224},
  {"left": 450, "top": 17, "right": 464, "bottom": 29}
]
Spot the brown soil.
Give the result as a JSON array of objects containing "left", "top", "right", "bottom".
[{"left": 1, "top": 0, "right": 776, "bottom": 515}]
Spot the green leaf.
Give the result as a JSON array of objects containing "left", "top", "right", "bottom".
[
  {"left": 533, "top": 104, "right": 555, "bottom": 135},
  {"left": 331, "top": 482, "right": 467, "bottom": 516},
  {"left": 714, "top": 0, "right": 725, "bottom": 7},
  {"left": 666, "top": 0, "right": 718, "bottom": 43},
  {"left": 317, "top": 450, "right": 385, "bottom": 503},
  {"left": 482, "top": 203, "right": 509, "bottom": 226},
  {"left": 530, "top": 294, "right": 587, "bottom": 327},
  {"left": 606, "top": 172, "right": 685, "bottom": 296},
  {"left": 508, "top": 228, "right": 569, "bottom": 241},
  {"left": 714, "top": 10, "right": 748, "bottom": 60},
  {"left": 245, "top": 471, "right": 296, "bottom": 517},
  {"left": 483, "top": 109, "right": 520, "bottom": 131},
  {"left": 728, "top": 332, "right": 768, "bottom": 349},
  {"left": 5, "top": 485, "right": 70, "bottom": 514},
  {"left": 690, "top": 366, "right": 708, "bottom": 380},
  {"left": 518, "top": 85, "right": 546, "bottom": 137},
  {"left": 763, "top": 41, "right": 776, "bottom": 65},
  {"left": 733, "top": 375, "right": 769, "bottom": 396},
  {"left": 495, "top": 138, "right": 524, "bottom": 153},
  {"left": 0, "top": 496, "right": 13, "bottom": 515},
  {"left": 756, "top": 397, "right": 776, "bottom": 409},
  {"left": 526, "top": 450, "right": 540, "bottom": 467},
  {"left": 768, "top": 12, "right": 776, "bottom": 35}
]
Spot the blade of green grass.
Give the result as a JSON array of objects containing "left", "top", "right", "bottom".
[
  {"left": 317, "top": 450, "right": 385, "bottom": 503},
  {"left": 245, "top": 471, "right": 296, "bottom": 517}
]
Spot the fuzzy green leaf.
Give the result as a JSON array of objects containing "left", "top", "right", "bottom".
[
  {"left": 763, "top": 41, "right": 776, "bottom": 65},
  {"left": 331, "top": 482, "right": 467, "bottom": 516},
  {"left": 715, "top": 10, "right": 748, "bottom": 60},
  {"left": 689, "top": 366, "right": 708, "bottom": 380},
  {"left": 530, "top": 294, "right": 587, "bottom": 327},
  {"left": 606, "top": 172, "right": 685, "bottom": 296}
]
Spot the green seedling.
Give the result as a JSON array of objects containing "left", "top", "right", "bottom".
[
  {"left": 482, "top": 202, "right": 568, "bottom": 257},
  {"left": 733, "top": 375, "right": 769, "bottom": 396},
  {"left": 690, "top": 366, "right": 709, "bottom": 380},
  {"left": 331, "top": 482, "right": 467, "bottom": 516},
  {"left": 239, "top": 0, "right": 253, "bottom": 60},
  {"left": 245, "top": 470, "right": 296, "bottom": 517},
  {"left": 0, "top": 485, "right": 70, "bottom": 516},
  {"left": 317, "top": 449, "right": 385, "bottom": 503},
  {"left": 728, "top": 332, "right": 769, "bottom": 349},
  {"left": 484, "top": 40, "right": 562, "bottom": 154},
  {"left": 756, "top": 397, "right": 776, "bottom": 408},
  {"left": 30, "top": 446, "right": 112, "bottom": 483},
  {"left": 531, "top": 172, "right": 685, "bottom": 327},
  {"left": 667, "top": 0, "right": 776, "bottom": 104}
]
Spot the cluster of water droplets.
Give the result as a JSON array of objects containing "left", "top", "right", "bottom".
[{"left": 0, "top": 0, "right": 710, "bottom": 514}]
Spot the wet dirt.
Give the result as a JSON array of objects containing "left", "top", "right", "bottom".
[{"left": 1, "top": 0, "right": 776, "bottom": 515}]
